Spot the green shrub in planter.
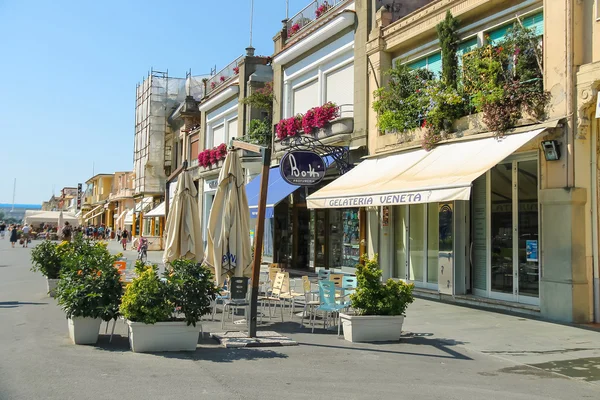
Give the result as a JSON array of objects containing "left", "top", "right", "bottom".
[
  {"left": 31, "top": 240, "right": 63, "bottom": 279},
  {"left": 121, "top": 259, "right": 219, "bottom": 326},
  {"left": 55, "top": 237, "right": 123, "bottom": 321},
  {"left": 350, "top": 255, "right": 415, "bottom": 316}
]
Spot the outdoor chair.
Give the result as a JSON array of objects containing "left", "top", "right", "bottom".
[
  {"left": 312, "top": 280, "right": 350, "bottom": 336},
  {"left": 317, "top": 269, "right": 330, "bottom": 281},
  {"left": 221, "top": 277, "right": 250, "bottom": 329},
  {"left": 259, "top": 272, "right": 290, "bottom": 322},
  {"left": 336, "top": 275, "right": 357, "bottom": 303},
  {"left": 295, "top": 276, "right": 320, "bottom": 327},
  {"left": 211, "top": 277, "right": 230, "bottom": 321}
]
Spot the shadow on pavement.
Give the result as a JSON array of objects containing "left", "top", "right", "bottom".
[{"left": 0, "top": 301, "right": 48, "bottom": 308}]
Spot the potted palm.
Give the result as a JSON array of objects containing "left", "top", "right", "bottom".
[
  {"left": 55, "top": 238, "right": 123, "bottom": 345},
  {"left": 30, "top": 240, "right": 66, "bottom": 297},
  {"left": 340, "top": 255, "right": 415, "bottom": 342},
  {"left": 120, "top": 259, "right": 219, "bottom": 352}
]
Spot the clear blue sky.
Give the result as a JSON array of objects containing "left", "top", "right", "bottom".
[{"left": 0, "top": 0, "right": 308, "bottom": 204}]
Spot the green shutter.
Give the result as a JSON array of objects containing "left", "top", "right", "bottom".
[
  {"left": 522, "top": 12, "right": 543, "bottom": 36},
  {"left": 427, "top": 52, "right": 442, "bottom": 79},
  {"left": 487, "top": 24, "right": 511, "bottom": 45},
  {"left": 407, "top": 58, "right": 427, "bottom": 70},
  {"left": 457, "top": 38, "right": 478, "bottom": 67}
]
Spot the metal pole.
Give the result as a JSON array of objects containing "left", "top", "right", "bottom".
[
  {"left": 249, "top": 0, "right": 254, "bottom": 47},
  {"left": 248, "top": 147, "right": 271, "bottom": 338}
]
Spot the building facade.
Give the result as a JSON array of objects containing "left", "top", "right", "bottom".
[
  {"left": 108, "top": 171, "right": 135, "bottom": 232},
  {"left": 82, "top": 174, "right": 113, "bottom": 226}
]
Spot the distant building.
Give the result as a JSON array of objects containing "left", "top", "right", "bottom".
[{"left": 0, "top": 203, "right": 42, "bottom": 223}]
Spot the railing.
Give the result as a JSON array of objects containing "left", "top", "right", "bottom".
[
  {"left": 205, "top": 54, "right": 245, "bottom": 96},
  {"left": 286, "top": 0, "right": 345, "bottom": 40},
  {"left": 109, "top": 189, "right": 134, "bottom": 200}
]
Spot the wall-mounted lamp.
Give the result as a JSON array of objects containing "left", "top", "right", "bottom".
[{"left": 541, "top": 140, "right": 561, "bottom": 161}]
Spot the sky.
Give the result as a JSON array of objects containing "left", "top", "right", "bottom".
[{"left": 0, "top": 0, "right": 308, "bottom": 204}]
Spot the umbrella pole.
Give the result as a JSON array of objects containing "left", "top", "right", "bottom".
[{"left": 248, "top": 147, "right": 271, "bottom": 338}]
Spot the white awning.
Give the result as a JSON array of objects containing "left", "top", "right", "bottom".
[
  {"left": 82, "top": 204, "right": 103, "bottom": 220},
  {"left": 85, "top": 209, "right": 105, "bottom": 222},
  {"left": 115, "top": 209, "right": 128, "bottom": 223},
  {"left": 307, "top": 128, "right": 547, "bottom": 209},
  {"left": 135, "top": 197, "right": 154, "bottom": 212},
  {"left": 144, "top": 202, "right": 165, "bottom": 218},
  {"left": 124, "top": 209, "right": 134, "bottom": 225}
]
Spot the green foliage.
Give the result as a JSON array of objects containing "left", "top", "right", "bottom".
[
  {"left": 30, "top": 240, "right": 63, "bottom": 279},
  {"left": 55, "top": 237, "right": 122, "bottom": 321},
  {"left": 422, "top": 79, "right": 467, "bottom": 149},
  {"left": 463, "top": 22, "right": 549, "bottom": 135},
  {"left": 350, "top": 255, "right": 414, "bottom": 316},
  {"left": 241, "top": 82, "right": 274, "bottom": 115},
  {"left": 247, "top": 119, "right": 272, "bottom": 145},
  {"left": 165, "top": 259, "right": 219, "bottom": 327},
  {"left": 372, "top": 64, "right": 433, "bottom": 133},
  {"left": 437, "top": 11, "right": 459, "bottom": 89},
  {"left": 120, "top": 265, "right": 173, "bottom": 324},
  {"left": 121, "top": 259, "right": 219, "bottom": 326}
]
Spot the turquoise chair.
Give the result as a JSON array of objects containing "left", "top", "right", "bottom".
[
  {"left": 312, "top": 280, "right": 350, "bottom": 336},
  {"left": 340, "top": 276, "right": 357, "bottom": 301},
  {"left": 317, "top": 269, "right": 330, "bottom": 281}
]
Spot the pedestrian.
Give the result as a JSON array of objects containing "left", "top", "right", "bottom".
[
  {"left": 98, "top": 225, "right": 105, "bottom": 240},
  {"left": 9, "top": 224, "right": 18, "bottom": 248},
  {"left": 61, "top": 221, "right": 73, "bottom": 242},
  {"left": 0, "top": 221, "right": 6, "bottom": 239},
  {"left": 93, "top": 225, "right": 98, "bottom": 240},
  {"left": 21, "top": 223, "right": 30, "bottom": 248},
  {"left": 116, "top": 228, "right": 122, "bottom": 242},
  {"left": 121, "top": 229, "right": 128, "bottom": 251}
]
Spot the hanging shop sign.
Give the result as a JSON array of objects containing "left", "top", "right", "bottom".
[
  {"left": 280, "top": 150, "right": 326, "bottom": 186},
  {"left": 76, "top": 183, "right": 82, "bottom": 210}
]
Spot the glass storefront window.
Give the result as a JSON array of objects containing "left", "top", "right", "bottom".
[
  {"left": 427, "top": 203, "right": 439, "bottom": 284},
  {"left": 409, "top": 204, "right": 425, "bottom": 282},
  {"left": 393, "top": 206, "right": 407, "bottom": 279},
  {"left": 518, "top": 160, "right": 539, "bottom": 298},
  {"left": 491, "top": 163, "right": 514, "bottom": 295}
]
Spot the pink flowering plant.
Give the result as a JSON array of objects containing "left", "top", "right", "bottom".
[
  {"left": 233, "top": 66, "right": 239, "bottom": 75},
  {"left": 288, "top": 23, "right": 301, "bottom": 37},
  {"left": 315, "top": 1, "right": 331, "bottom": 18},
  {"left": 276, "top": 115, "right": 302, "bottom": 140},
  {"left": 210, "top": 82, "right": 216, "bottom": 89},
  {"left": 197, "top": 143, "right": 228, "bottom": 168},
  {"left": 219, "top": 76, "right": 226, "bottom": 83},
  {"left": 276, "top": 102, "right": 339, "bottom": 140}
]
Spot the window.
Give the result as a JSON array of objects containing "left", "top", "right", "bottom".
[
  {"left": 189, "top": 134, "right": 199, "bottom": 166},
  {"left": 457, "top": 38, "right": 478, "bottom": 67},
  {"left": 487, "top": 12, "right": 544, "bottom": 44},
  {"left": 407, "top": 52, "right": 442, "bottom": 79},
  {"left": 292, "top": 80, "right": 319, "bottom": 115},
  {"left": 227, "top": 118, "right": 238, "bottom": 142},
  {"left": 325, "top": 63, "right": 354, "bottom": 110},
  {"left": 211, "top": 124, "right": 225, "bottom": 149}
]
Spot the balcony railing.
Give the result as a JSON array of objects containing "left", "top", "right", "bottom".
[
  {"left": 205, "top": 54, "right": 244, "bottom": 96},
  {"left": 109, "top": 189, "right": 134, "bottom": 200},
  {"left": 286, "top": 0, "right": 345, "bottom": 40}
]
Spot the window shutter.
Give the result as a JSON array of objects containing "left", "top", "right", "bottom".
[
  {"left": 227, "top": 118, "right": 238, "bottom": 143},
  {"left": 487, "top": 24, "right": 511, "bottom": 45},
  {"left": 292, "top": 80, "right": 319, "bottom": 115},
  {"left": 407, "top": 58, "right": 427, "bottom": 70},
  {"left": 325, "top": 63, "right": 354, "bottom": 111},
  {"left": 457, "top": 38, "right": 479, "bottom": 68},
  {"left": 212, "top": 124, "right": 226, "bottom": 148},
  {"left": 522, "top": 12, "right": 543, "bottom": 36},
  {"left": 427, "top": 53, "right": 442, "bottom": 79}
]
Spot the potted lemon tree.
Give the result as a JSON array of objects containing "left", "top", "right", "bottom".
[
  {"left": 55, "top": 238, "right": 123, "bottom": 345},
  {"left": 340, "top": 255, "right": 415, "bottom": 342},
  {"left": 31, "top": 240, "right": 66, "bottom": 297},
  {"left": 120, "top": 259, "right": 219, "bottom": 353}
]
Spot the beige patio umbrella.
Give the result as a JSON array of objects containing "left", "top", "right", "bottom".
[
  {"left": 57, "top": 210, "right": 64, "bottom": 232},
  {"left": 205, "top": 150, "right": 252, "bottom": 286},
  {"left": 163, "top": 171, "right": 203, "bottom": 264}
]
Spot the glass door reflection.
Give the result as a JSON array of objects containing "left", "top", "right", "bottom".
[
  {"left": 517, "top": 160, "right": 539, "bottom": 298},
  {"left": 490, "top": 163, "right": 513, "bottom": 295}
]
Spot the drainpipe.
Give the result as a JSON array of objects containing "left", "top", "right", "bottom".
[
  {"left": 566, "top": 0, "right": 575, "bottom": 188},
  {"left": 592, "top": 123, "right": 599, "bottom": 322}
]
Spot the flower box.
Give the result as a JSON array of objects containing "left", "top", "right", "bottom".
[
  {"left": 274, "top": 117, "right": 353, "bottom": 152},
  {"left": 127, "top": 321, "right": 201, "bottom": 353},
  {"left": 68, "top": 317, "right": 102, "bottom": 345},
  {"left": 339, "top": 313, "right": 405, "bottom": 343}
]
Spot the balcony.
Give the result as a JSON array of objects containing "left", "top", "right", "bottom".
[
  {"left": 205, "top": 55, "right": 244, "bottom": 97},
  {"left": 108, "top": 189, "right": 134, "bottom": 201},
  {"left": 285, "top": 0, "right": 345, "bottom": 42}
]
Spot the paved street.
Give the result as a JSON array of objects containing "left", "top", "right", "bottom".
[{"left": 1, "top": 239, "right": 600, "bottom": 400}]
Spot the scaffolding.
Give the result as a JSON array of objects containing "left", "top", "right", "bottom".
[{"left": 133, "top": 69, "right": 187, "bottom": 196}]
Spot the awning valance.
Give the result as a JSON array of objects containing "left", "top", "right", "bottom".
[
  {"left": 246, "top": 167, "right": 299, "bottom": 219},
  {"left": 307, "top": 128, "right": 547, "bottom": 209},
  {"left": 144, "top": 202, "right": 165, "bottom": 218}
]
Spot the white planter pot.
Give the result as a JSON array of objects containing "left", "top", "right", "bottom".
[
  {"left": 339, "top": 313, "right": 405, "bottom": 343},
  {"left": 127, "top": 321, "right": 200, "bottom": 352},
  {"left": 46, "top": 278, "right": 59, "bottom": 297},
  {"left": 68, "top": 317, "right": 102, "bottom": 345}
]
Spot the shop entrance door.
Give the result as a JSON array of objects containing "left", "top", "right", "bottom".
[{"left": 489, "top": 159, "right": 539, "bottom": 305}]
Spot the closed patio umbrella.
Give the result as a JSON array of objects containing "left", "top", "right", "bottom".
[
  {"left": 163, "top": 171, "right": 203, "bottom": 264},
  {"left": 57, "top": 210, "right": 64, "bottom": 233},
  {"left": 205, "top": 150, "right": 252, "bottom": 286}
]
